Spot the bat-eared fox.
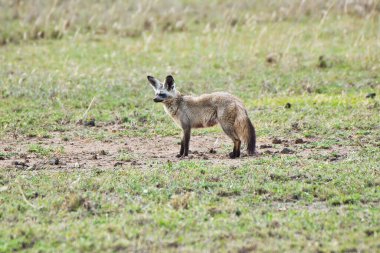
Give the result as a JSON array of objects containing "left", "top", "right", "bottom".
[{"left": 147, "top": 75, "right": 256, "bottom": 159}]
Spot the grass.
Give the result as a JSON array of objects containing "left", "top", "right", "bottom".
[
  {"left": 0, "top": 0, "right": 380, "bottom": 252},
  {"left": 1, "top": 159, "right": 379, "bottom": 252},
  {"left": 27, "top": 144, "right": 53, "bottom": 157}
]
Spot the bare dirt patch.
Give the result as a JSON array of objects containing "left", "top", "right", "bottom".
[
  {"left": 0, "top": 131, "right": 359, "bottom": 170},
  {"left": 1, "top": 133, "right": 251, "bottom": 170}
]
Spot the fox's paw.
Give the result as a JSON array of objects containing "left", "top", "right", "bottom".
[
  {"left": 229, "top": 152, "right": 237, "bottom": 159},
  {"left": 177, "top": 153, "right": 191, "bottom": 159},
  {"left": 176, "top": 154, "right": 189, "bottom": 159}
]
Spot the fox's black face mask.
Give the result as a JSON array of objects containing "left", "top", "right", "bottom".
[{"left": 153, "top": 93, "right": 167, "bottom": 102}]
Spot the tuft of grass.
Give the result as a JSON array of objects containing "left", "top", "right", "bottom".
[
  {"left": 62, "top": 192, "right": 85, "bottom": 212},
  {"left": 27, "top": 144, "right": 53, "bottom": 157},
  {"left": 170, "top": 192, "right": 193, "bottom": 210},
  {"left": 118, "top": 151, "right": 134, "bottom": 162},
  {"left": 27, "top": 144, "right": 64, "bottom": 157}
]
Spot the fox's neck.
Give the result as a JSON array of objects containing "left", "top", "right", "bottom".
[{"left": 163, "top": 94, "right": 183, "bottom": 116}]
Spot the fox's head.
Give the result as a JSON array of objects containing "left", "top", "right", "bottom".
[{"left": 147, "top": 75, "right": 179, "bottom": 103}]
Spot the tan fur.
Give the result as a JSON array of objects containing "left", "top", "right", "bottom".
[
  {"left": 164, "top": 92, "right": 254, "bottom": 150},
  {"left": 148, "top": 75, "right": 256, "bottom": 158}
]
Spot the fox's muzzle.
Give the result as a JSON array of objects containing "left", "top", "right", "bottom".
[{"left": 153, "top": 96, "right": 164, "bottom": 103}]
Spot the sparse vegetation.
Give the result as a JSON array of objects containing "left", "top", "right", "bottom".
[
  {"left": 27, "top": 144, "right": 53, "bottom": 157},
  {"left": 117, "top": 150, "right": 134, "bottom": 162},
  {"left": 0, "top": 0, "right": 379, "bottom": 252}
]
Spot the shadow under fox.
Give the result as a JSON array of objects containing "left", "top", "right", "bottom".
[{"left": 148, "top": 75, "right": 256, "bottom": 159}]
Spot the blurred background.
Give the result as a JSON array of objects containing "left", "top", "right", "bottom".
[{"left": 0, "top": 0, "right": 379, "bottom": 44}]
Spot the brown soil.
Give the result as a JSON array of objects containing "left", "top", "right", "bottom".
[{"left": 0, "top": 132, "right": 357, "bottom": 170}]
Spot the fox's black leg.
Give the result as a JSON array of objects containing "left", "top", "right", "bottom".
[
  {"left": 176, "top": 128, "right": 191, "bottom": 158},
  {"left": 229, "top": 142, "right": 237, "bottom": 159},
  {"left": 183, "top": 128, "right": 191, "bottom": 156},
  {"left": 229, "top": 140, "right": 241, "bottom": 159},
  {"left": 176, "top": 140, "right": 184, "bottom": 158},
  {"left": 219, "top": 122, "right": 241, "bottom": 159}
]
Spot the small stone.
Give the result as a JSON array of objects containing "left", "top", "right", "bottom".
[
  {"left": 209, "top": 148, "right": 217, "bottom": 154},
  {"left": 92, "top": 154, "right": 98, "bottom": 160},
  {"left": 49, "top": 158, "right": 59, "bottom": 165},
  {"left": 114, "top": 162, "right": 123, "bottom": 167},
  {"left": 318, "top": 55, "right": 328, "bottom": 68},
  {"left": 280, "top": 148, "right": 295, "bottom": 154},
  {"left": 266, "top": 53, "right": 278, "bottom": 64},
  {"left": 99, "top": 150, "right": 107, "bottom": 155},
  {"left": 260, "top": 144, "right": 273, "bottom": 149},
  {"left": 291, "top": 123, "right": 300, "bottom": 130},
  {"left": 83, "top": 118, "right": 95, "bottom": 127},
  {"left": 13, "top": 161, "right": 28, "bottom": 169},
  {"left": 366, "top": 93, "right": 376, "bottom": 99},
  {"left": 365, "top": 230, "right": 374, "bottom": 237},
  {"left": 74, "top": 162, "right": 80, "bottom": 168},
  {"left": 230, "top": 19, "right": 238, "bottom": 27},
  {"left": 272, "top": 138, "right": 282, "bottom": 144},
  {"left": 295, "top": 138, "right": 305, "bottom": 144}
]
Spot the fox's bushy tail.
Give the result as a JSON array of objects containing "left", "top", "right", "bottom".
[
  {"left": 235, "top": 110, "right": 256, "bottom": 156},
  {"left": 246, "top": 118, "right": 256, "bottom": 155}
]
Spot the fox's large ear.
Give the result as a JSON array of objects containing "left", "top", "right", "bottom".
[
  {"left": 164, "top": 75, "right": 175, "bottom": 91},
  {"left": 147, "top": 76, "right": 161, "bottom": 91}
]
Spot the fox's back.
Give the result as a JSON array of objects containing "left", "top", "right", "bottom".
[
  {"left": 185, "top": 92, "right": 242, "bottom": 107},
  {"left": 181, "top": 92, "right": 245, "bottom": 128}
]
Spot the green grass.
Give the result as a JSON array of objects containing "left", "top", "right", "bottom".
[
  {"left": 27, "top": 144, "right": 54, "bottom": 157},
  {"left": 1, "top": 1, "right": 380, "bottom": 252},
  {"left": 1, "top": 158, "right": 379, "bottom": 252}
]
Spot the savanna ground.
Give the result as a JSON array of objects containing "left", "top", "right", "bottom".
[{"left": 0, "top": 0, "right": 380, "bottom": 252}]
